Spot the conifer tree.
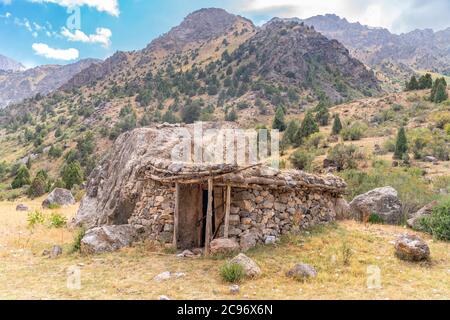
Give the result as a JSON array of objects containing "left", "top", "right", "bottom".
[
  {"left": 331, "top": 114, "right": 343, "bottom": 135},
  {"left": 294, "top": 112, "right": 319, "bottom": 146},
  {"left": 406, "top": 76, "right": 419, "bottom": 91},
  {"left": 433, "top": 81, "right": 448, "bottom": 103},
  {"left": 11, "top": 165, "right": 31, "bottom": 189},
  {"left": 272, "top": 106, "right": 287, "bottom": 132},
  {"left": 394, "top": 127, "right": 408, "bottom": 160}
]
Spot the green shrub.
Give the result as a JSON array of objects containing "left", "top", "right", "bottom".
[
  {"left": 219, "top": 262, "right": 245, "bottom": 283},
  {"left": 290, "top": 149, "right": 314, "bottom": 171},
  {"left": 418, "top": 199, "right": 450, "bottom": 241},
  {"left": 61, "top": 161, "right": 84, "bottom": 190},
  {"left": 48, "top": 213, "right": 67, "bottom": 228},
  {"left": 69, "top": 228, "right": 86, "bottom": 254},
  {"left": 11, "top": 165, "right": 31, "bottom": 189},
  {"left": 341, "top": 122, "right": 366, "bottom": 141},
  {"left": 27, "top": 211, "right": 45, "bottom": 228},
  {"left": 47, "top": 203, "right": 61, "bottom": 210},
  {"left": 328, "top": 144, "right": 364, "bottom": 171},
  {"left": 368, "top": 213, "right": 384, "bottom": 224}
]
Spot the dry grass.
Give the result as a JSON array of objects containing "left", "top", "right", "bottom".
[{"left": 0, "top": 198, "right": 449, "bottom": 300}]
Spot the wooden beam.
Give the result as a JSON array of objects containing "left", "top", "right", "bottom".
[
  {"left": 172, "top": 182, "right": 180, "bottom": 249},
  {"left": 224, "top": 184, "right": 231, "bottom": 238},
  {"left": 204, "top": 177, "right": 213, "bottom": 256}
]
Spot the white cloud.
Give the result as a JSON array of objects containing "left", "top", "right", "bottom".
[
  {"left": 61, "top": 27, "right": 111, "bottom": 47},
  {"left": 0, "top": 0, "right": 12, "bottom": 5},
  {"left": 32, "top": 43, "right": 79, "bottom": 60},
  {"left": 29, "top": 0, "right": 119, "bottom": 16}
]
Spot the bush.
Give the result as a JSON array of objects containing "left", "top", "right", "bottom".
[
  {"left": 27, "top": 211, "right": 45, "bottom": 228},
  {"left": 368, "top": 213, "right": 384, "bottom": 224},
  {"left": 290, "top": 149, "right": 314, "bottom": 171},
  {"left": 11, "top": 165, "right": 31, "bottom": 189},
  {"left": 61, "top": 161, "right": 84, "bottom": 190},
  {"left": 69, "top": 228, "right": 86, "bottom": 254},
  {"left": 219, "top": 262, "right": 245, "bottom": 283},
  {"left": 341, "top": 122, "right": 366, "bottom": 141},
  {"left": 28, "top": 175, "right": 47, "bottom": 198},
  {"left": 418, "top": 199, "right": 450, "bottom": 241},
  {"left": 328, "top": 144, "right": 364, "bottom": 171},
  {"left": 272, "top": 106, "right": 286, "bottom": 131},
  {"left": 48, "top": 213, "right": 67, "bottom": 228}
]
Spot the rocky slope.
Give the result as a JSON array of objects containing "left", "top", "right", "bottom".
[
  {"left": 0, "top": 54, "right": 25, "bottom": 72},
  {"left": 301, "top": 14, "right": 450, "bottom": 77},
  {"left": 0, "top": 59, "right": 101, "bottom": 108}
]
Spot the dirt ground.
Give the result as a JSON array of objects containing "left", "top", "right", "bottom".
[{"left": 0, "top": 198, "right": 449, "bottom": 300}]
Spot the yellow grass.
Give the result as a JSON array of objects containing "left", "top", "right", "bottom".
[{"left": 0, "top": 198, "right": 449, "bottom": 300}]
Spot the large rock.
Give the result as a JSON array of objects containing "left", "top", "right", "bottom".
[
  {"left": 230, "top": 253, "right": 261, "bottom": 278},
  {"left": 42, "top": 188, "right": 75, "bottom": 208},
  {"left": 80, "top": 225, "right": 139, "bottom": 254},
  {"left": 210, "top": 238, "right": 239, "bottom": 255},
  {"left": 407, "top": 201, "right": 438, "bottom": 229},
  {"left": 334, "top": 198, "right": 351, "bottom": 220},
  {"left": 349, "top": 187, "right": 402, "bottom": 224},
  {"left": 394, "top": 234, "right": 430, "bottom": 262},
  {"left": 286, "top": 263, "right": 318, "bottom": 281}
]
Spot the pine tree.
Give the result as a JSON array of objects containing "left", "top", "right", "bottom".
[
  {"left": 331, "top": 114, "right": 343, "bottom": 135},
  {"left": 394, "top": 127, "right": 408, "bottom": 160},
  {"left": 11, "top": 165, "right": 31, "bottom": 189},
  {"left": 406, "top": 76, "right": 419, "bottom": 91},
  {"left": 272, "top": 106, "right": 287, "bottom": 132},
  {"left": 61, "top": 161, "right": 84, "bottom": 190},
  {"left": 433, "top": 81, "right": 448, "bottom": 103},
  {"left": 431, "top": 77, "right": 448, "bottom": 102},
  {"left": 294, "top": 112, "right": 319, "bottom": 146},
  {"left": 315, "top": 102, "right": 330, "bottom": 126},
  {"left": 418, "top": 73, "right": 433, "bottom": 89},
  {"left": 282, "top": 120, "right": 300, "bottom": 147}
]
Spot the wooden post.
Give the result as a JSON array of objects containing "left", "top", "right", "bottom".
[
  {"left": 224, "top": 184, "right": 231, "bottom": 238},
  {"left": 204, "top": 178, "right": 213, "bottom": 256},
  {"left": 173, "top": 182, "right": 180, "bottom": 249}
]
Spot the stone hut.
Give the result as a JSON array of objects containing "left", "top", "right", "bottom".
[{"left": 74, "top": 123, "right": 347, "bottom": 253}]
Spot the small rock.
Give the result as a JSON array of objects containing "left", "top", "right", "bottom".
[
  {"left": 230, "top": 285, "right": 240, "bottom": 294},
  {"left": 16, "top": 204, "right": 29, "bottom": 212},
  {"left": 177, "top": 250, "right": 196, "bottom": 258},
  {"left": 286, "top": 263, "right": 318, "bottom": 281},
  {"left": 154, "top": 271, "right": 172, "bottom": 282},
  {"left": 50, "top": 245, "right": 63, "bottom": 259},
  {"left": 42, "top": 188, "right": 75, "bottom": 208},
  {"left": 158, "top": 295, "right": 170, "bottom": 300},
  {"left": 423, "top": 156, "right": 438, "bottom": 163},
  {"left": 42, "top": 249, "right": 50, "bottom": 256},
  {"left": 265, "top": 236, "right": 276, "bottom": 245},
  {"left": 230, "top": 253, "right": 262, "bottom": 278},
  {"left": 210, "top": 238, "right": 239, "bottom": 255},
  {"left": 394, "top": 234, "right": 430, "bottom": 262},
  {"left": 407, "top": 201, "right": 438, "bottom": 229}
]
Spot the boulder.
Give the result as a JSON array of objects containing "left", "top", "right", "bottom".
[
  {"left": 239, "top": 231, "right": 258, "bottom": 251},
  {"left": 286, "top": 263, "right": 317, "bottom": 281},
  {"left": 394, "top": 234, "right": 430, "bottom": 262},
  {"left": 80, "top": 225, "right": 138, "bottom": 254},
  {"left": 210, "top": 238, "right": 239, "bottom": 255},
  {"left": 334, "top": 198, "right": 351, "bottom": 220},
  {"left": 16, "top": 204, "right": 29, "bottom": 212},
  {"left": 49, "top": 245, "right": 63, "bottom": 259},
  {"left": 349, "top": 187, "right": 402, "bottom": 224},
  {"left": 423, "top": 156, "right": 438, "bottom": 163},
  {"left": 407, "top": 201, "right": 438, "bottom": 229},
  {"left": 42, "top": 188, "right": 75, "bottom": 208},
  {"left": 230, "top": 253, "right": 261, "bottom": 278}
]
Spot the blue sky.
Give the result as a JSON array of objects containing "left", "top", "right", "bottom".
[{"left": 1, "top": 0, "right": 449, "bottom": 68}]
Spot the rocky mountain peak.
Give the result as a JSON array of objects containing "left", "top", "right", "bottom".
[{"left": 0, "top": 54, "right": 25, "bottom": 72}]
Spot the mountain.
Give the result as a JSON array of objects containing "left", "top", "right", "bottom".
[
  {"left": 301, "top": 14, "right": 450, "bottom": 79},
  {"left": 0, "top": 59, "right": 101, "bottom": 108},
  {"left": 0, "top": 8, "right": 382, "bottom": 180},
  {"left": 0, "top": 54, "right": 25, "bottom": 72}
]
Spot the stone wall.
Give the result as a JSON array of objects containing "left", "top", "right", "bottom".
[{"left": 127, "top": 180, "right": 339, "bottom": 250}]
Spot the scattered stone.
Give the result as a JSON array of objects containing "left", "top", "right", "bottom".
[
  {"left": 349, "top": 187, "right": 402, "bottom": 224},
  {"left": 286, "top": 263, "right": 318, "bottom": 281},
  {"left": 230, "top": 285, "right": 240, "bottom": 294},
  {"left": 154, "top": 271, "right": 172, "bottom": 282},
  {"left": 42, "top": 188, "right": 75, "bottom": 208},
  {"left": 158, "top": 295, "right": 170, "bottom": 300},
  {"left": 394, "top": 234, "right": 430, "bottom": 262},
  {"left": 265, "top": 236, "right": 276, "bottom": 245},
  {"left": 16, "top": 204, "right": 29, "bottom": 212},
  {"left": 230, "top": 253, "right": 261, "bottom": 278},
  {"left": 210, "top": 238, "right": 239, "bottom": 255},
  {"left": 177, "top": 249, "right": 196, "bottom": 258},
  {"left": 80, "top": 225, "right": 138, "bottom": 254},
  {"left": 50, "top": 245, "right": 63, "bottom": 259},
  {"left": 239, "top": 231, "right": 258, "bottom": 251},
  {"left": 423, "top": 156, "right": 438, "bottom": 163},
  {"left": 42, "top": 249, "right": 50, "bottom": 256},
  {"left": 407, "top": 201, "right": 438, "bottom": 229}
]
